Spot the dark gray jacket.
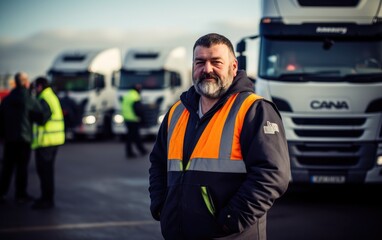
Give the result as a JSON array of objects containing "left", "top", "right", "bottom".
[
  {"left": 0, "top": 87, "right": 45, "bottom": 143},
  {"left": 149, "top": 70, "right": 291, "bottom": 240}
]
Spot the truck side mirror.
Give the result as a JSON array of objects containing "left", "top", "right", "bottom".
[
  {"left": 236, "top": 40, "right": 246, "bottom": 53},
  {"left": 236, "top": 40, "right": 247, "bottom": 70},
  {"left": 95, "top": 75, "right": 105, "bottom": 90},
  {"left": 236, "top": 36, "right": 258, "bottom": 71},
  {"left": 111, "top": 70, "right": 120, "bottom": 87},
  {"left": 170, "top": 73, "right": 181, "bottom": 87},
  {"left": 237, "top": 56, "right": 247, "bottom": 71}
]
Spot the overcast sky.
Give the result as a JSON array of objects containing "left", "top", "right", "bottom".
[
  {"left": 0, "top": 0, "right": 261, "bottom": 40},
  {"left": 0, "top": 0, "right": 261, "bottom": 78}
]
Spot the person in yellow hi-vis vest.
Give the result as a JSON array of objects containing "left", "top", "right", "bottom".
[
  {"left": 31, "top": 76, "right": 65, "bottom": 209},
  {"left": 122, "top": 84, "right": 147, "bottom": 158},
  {"left": 149, "top": 33, "right": 291, "bottom": 239}
]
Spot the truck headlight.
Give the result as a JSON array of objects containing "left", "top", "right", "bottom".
[
  {"left": 377, "top": 143, "right": 382, "bottom": 166},
  {"left": 377, "top": 156, "right": 382, "bottom": 166},
  {"left": 113, "top": 114, "right": 124, "bottom": 124},
  {"left": 83, "top": 115, "right": 96, "bottom": 125},
  {"left": 158, "top": 114, "right": 165, "bottom": 124}
]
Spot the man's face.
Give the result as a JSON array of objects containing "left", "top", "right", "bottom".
[
  {"left": 192, "top": 44, "right": 238, "bottom": 99},
  {"left": 20, "top": 73, "right": 30, "bottom": 89},
  {"left": 36, "top": 84, "right": 43, "bottom": 94}
]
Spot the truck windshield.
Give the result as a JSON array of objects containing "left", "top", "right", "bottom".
[
  {"left": 259, "top": 38, "right": 382, "bottom": 82},
  {"left": 118, "top": 70, "right": 166, "bottom": 90},
  {"left": 50, "top": 72, "right": 94, "bottom": 92}
]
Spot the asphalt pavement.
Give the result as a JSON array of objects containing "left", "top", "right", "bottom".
[
  {"left": 0, "top": 138, "right": 381, "bottom": 240},
  {"left": 0, "top": 139, "right": 161, "bottom": 240}
]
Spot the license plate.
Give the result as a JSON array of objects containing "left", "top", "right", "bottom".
[{"left": 311, "top": 175, "right": 346, "bottom": 184}]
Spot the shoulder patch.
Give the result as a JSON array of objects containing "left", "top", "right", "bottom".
[{"left": 263, "top": 121, "right": 279, "bottom": 134}]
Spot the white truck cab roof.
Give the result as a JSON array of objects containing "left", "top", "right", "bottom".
[
  {"left": 263, "top": 0, "right": 381, "bottom": 24},
  {"left": 50, "top": 48, "right": 121, "bottom": 73},
  {"left": 123, "top": 47, "right": 187, "bottom": 72}
]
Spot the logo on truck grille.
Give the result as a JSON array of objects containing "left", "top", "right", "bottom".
[
  {"left": 310, "top": 100, "right": 349, "bottom": 110},
  {"left": 316, "top": 27, "right": 347, "bottom": 34}
]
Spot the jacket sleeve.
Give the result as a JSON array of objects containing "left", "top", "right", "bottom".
[
  {"left": 30, "top": 98, "right": 51, "bottom": 125},
  {"left": 218, "top": 99, "right": 291, "bottom": 233},
  {"left": 148, "top": 113, "right": 169, "bottom": 221},
  {"left": 133, "top": 101, "right": 145, "bottom": 121}
]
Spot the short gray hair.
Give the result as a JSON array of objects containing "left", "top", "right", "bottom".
[{"left": 193, "top": 33, "right": 236, "bottom": 57}]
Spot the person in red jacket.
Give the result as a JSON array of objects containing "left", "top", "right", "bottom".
[{"left": 149, "top": 33, "right": 291, "bottom": 240}]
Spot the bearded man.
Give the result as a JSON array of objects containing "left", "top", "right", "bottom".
[{"left": 149, "top": 33, "right": 291, "bottom": 240}]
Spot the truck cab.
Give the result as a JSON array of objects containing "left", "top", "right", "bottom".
[
  {"left": 237, "top": 0, "right": 382, "bottom": 184},
  {"left": 48, "top": 48, "right": 122, "bottom": 139},
  {"left": 112, "top": 47, "right": 191, "bottom": 137}
]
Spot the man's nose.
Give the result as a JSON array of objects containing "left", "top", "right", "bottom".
[{"left": 202, "top": 62, "right": 213, "bottom": 73}]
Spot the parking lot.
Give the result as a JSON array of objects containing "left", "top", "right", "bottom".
[{"left": 0, "top": 139, "right": 381, "bottom": 240}]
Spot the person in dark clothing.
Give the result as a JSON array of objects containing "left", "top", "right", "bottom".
[
  {"left": 60, "top": 91, "right": 78, "bottom": 139},
  {"left": 0, "top": 72, "right": 45, "bottom": 204},
  {"left": 149, "top": 33, "right": 291, "bottom": 239},
  {"left": 122, "top": 84, "right": 147, "bottom": 158}
]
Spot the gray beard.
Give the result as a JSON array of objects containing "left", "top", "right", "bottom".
[{"left": 195, "top": 80, "right": 228, "bottom": 99}]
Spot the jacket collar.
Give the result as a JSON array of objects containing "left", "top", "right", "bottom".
[{"left": 180, "top": 70, "right": 255, "bottom": 116}]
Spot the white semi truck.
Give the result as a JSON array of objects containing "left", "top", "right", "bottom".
[
  {"left": 112, "top": 47, "right": 191, "bottom": 137},
  {"left": 48, "top": 48, "right": 122, "bottom": 139},
  {"left": 237, "top": 0, "right": 382, "bottom": 184}
]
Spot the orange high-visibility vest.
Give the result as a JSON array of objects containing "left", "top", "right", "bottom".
[{"left": 167, "top": 92, "right": 263, "bottom": 173}]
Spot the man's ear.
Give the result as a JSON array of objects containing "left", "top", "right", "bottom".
[{"left": 233, "top": 58, "right": 238, "bottom": 76}]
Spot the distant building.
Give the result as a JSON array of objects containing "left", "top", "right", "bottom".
[{"left": 0, "top": 73, "right": 14, "bottom": 103}]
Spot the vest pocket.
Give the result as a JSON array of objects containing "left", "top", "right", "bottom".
[{"left": 200, "top": 185, "right": 216, "bottom": 216}]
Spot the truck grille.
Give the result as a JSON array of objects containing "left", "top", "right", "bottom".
[
  {"left": 294, "top": 143, "right": 360, "bottom": 166},
  {"left": 292, "top": 117, "right": 366, "bottom": 138},
  {"left": 297, "top": 156, "right": 359, "bottom": 166},
  {"left": 296, "top": 144, "right": 360, "bottom": 152},
  {"left": 294, "top": 130, "right": 363, "bottom": 138},
  {"left": 292, "top": 117, "right": 366, "bottom": 126},
  {"left": 289, "top": 142, "right": 376, "bottom": 168}
]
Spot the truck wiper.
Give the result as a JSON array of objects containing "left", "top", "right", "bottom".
[
  {"left": 343, "top": 73, "right": 382, "bottom": 83},
  {"left": 277, "top": 73, "right": 311, "bottom": 81},
  {"left": 278, "top": 71, "right": 341, "bottom": 81},
  {"left": 276, "top": 72, "right": 382, "bottom": 83}
]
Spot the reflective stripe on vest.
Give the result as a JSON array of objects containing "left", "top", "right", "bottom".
[
  {"left": 167, "top": 92, "right": 262, "bottom": 173},
  {"left": 32, "top": 87, "right": 65, "bottom": 148}
]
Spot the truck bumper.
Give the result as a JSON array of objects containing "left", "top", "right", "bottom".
[
  {"left": 288, "top": 140, "right": 382, "bottom": 184},
  {"left": 73, "top": 123, "right": 98, "bottom": 138},
  {"left": 365, "top": 166, "right": 382, "bottom": 183},
  {"left": 112, "top": 122, "right": 159, "bottom": 137},
  {"left": 291, "top": 167, "right": 382, "bottom": 184}
]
